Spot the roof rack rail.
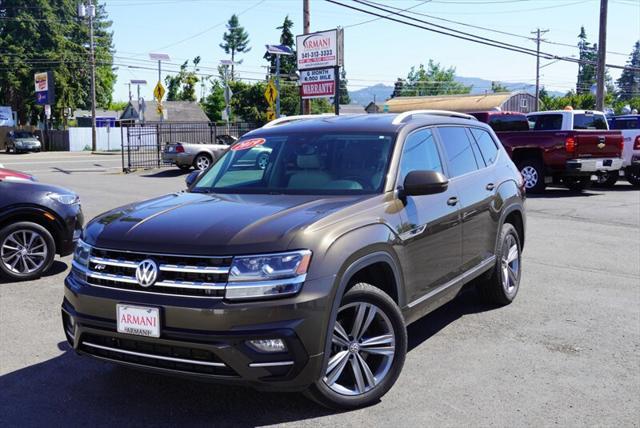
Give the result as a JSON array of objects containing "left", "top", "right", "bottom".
[
  {"left": 391, "top": 110, "right": 477, "bottom": 125},
  {"left": 261, "top": 114, "right": 336, "bottom": 129}
]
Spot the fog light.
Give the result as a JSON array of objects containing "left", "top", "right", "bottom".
[{"left": 247, "top": 338, "right": 287, "bottom": 353}]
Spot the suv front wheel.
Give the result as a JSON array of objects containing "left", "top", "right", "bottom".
[{"left": 305, "top": 283, "right": 407, "bottom": 409}]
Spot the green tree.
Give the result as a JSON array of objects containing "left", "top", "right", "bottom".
[
  {"left": 220, "top": 14, "right": 251, "bottom": 80},
  {"left": 338, "top": 68, "right": 350, "bottom": 104},
  {"left": 616, "top": 41, "right": 640, "bottom": 101},
  {"left": 576, "top": 27, "right": 597, "bottom": 95},
  {"left": 491, "top": 81, "right": 509, "bottom": 93},
  {"left": 401, "top": 60, "right": 472, "bottom": 96},
  {"left": 201, "top": 80, "right": 226, "bottom": 121},
  {"left": 165, "top": 57, "right": 201, "bottom": 101},
  {"left": 390, "top": 78, "right": 405, "bottom": 98},
  {"left": 264, "top": 16, "right": 297, "bottom": 78},
  {"left": 0, "top": 0, "right": 115, "bottom": 125}
]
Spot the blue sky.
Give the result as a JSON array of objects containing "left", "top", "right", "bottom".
[{"left": 104, "top": 0, "right": 640, "bottom": 103}]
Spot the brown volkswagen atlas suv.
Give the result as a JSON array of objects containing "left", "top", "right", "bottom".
[{"left": 63, "top": 111, "right": 526, "bottom": 409}]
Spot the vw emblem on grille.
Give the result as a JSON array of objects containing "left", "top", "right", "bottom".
[{"left": 135, "top": 259, "right": 158, "bottom": 287}]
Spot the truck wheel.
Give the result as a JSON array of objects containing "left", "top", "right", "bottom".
[
  {"left": 0, "top": 222, "right": 56, "bottom": 281},
  {"left": 517, "top": 159, "right": 545, "bottom": 193},
  {"left": 626, "top": 167, "right": 640, "bottom": 187},
  {"left": 305, "top": 283, "right": 407, "bottom": 410},
  {"left": 193, "top": 154, "right": 212, "bottom": 171},
  {"left": 595, "top": 171, "right": 618, "bottom": 187},
  {"left": 564, "top": 177, "right": 591, "bottom": 192},
  {"left": 478, "top": 223, "right": 521, "bottom": 306}
]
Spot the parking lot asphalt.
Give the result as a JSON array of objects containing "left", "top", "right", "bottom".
[{"left": 1, "top": 152, "right": 639, "bottom": 427}]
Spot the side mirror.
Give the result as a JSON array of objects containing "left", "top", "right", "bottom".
[
  {"left": 185, "top": 170, "right": 201, "bottom": 187},
  {"left": 402, "top": 170, "right": 449, "bottom": 196}
]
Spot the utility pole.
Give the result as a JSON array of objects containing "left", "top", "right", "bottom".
[
  {"left": 220, "top": 60, "right": 237, "bottom": 132},
  {"left": 79, "top": 2, "right": 97, "bottom": 152},
  {"left": 596, "top": 0, "right": 608, "bottom": 111},
  {"left": 303, "top": 0, "right": 311, "bottom": 115},
  {"left": 531, "top": 28, "right": 548, "bottom": 112},
  {"left": 126, "top": 83, "right": 132, "bottom": 101}
]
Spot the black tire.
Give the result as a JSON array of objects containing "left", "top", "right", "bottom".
[
  {"left": 564, "top": 176, "right": 591, "bottom": 192},
  {"left": 517, "top": 158, "right": 546, "bottom": 193},
  {"left": 0, "top": 222, "right": 56, "bottom": 281},
  {"left": 626, "top": 166, "right": 640, "bottom": 187},
  {"left": 193, "top": 153, "right": 212, "bottom": 171},
  {"left": 478, "top": 223, "right": 522, "bottom": 306},
  {"left": 178, "top": 164, "right": 192, "bottom": 171},
  {"left": 304, "top": 283, "right": 407, "bottom": 410},
  {"left": 594, "top": 171, "right": 618, "bottom": 187}
]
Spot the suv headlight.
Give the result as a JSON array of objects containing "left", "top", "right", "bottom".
[
  {"left": 48, "top": 192, "right": 79, "bottom": 205},
  {"left": 226, "top": 250, "right": 312, "bottom": 300},
  {"left": 72, "top": 239, "right": 92, "bottom": 274}
]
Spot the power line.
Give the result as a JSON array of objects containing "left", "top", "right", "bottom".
[{"left": 326, "top": 0, "right": 639, "bottom": 71}]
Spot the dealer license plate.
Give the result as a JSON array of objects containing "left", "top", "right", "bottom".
[{"left": 116, "top": 304, "right": 160, "bottom": 338}]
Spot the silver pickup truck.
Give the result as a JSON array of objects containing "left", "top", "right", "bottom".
[{"left": 163, "top": 135, "right": 238, "bottom": 171}]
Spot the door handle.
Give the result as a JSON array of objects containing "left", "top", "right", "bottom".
[
  {"left": 486, "top": 183, "right": 495, "bottom": 191},
  {"left": 447, "top": 197, "right": 458, "bottom": 206}
]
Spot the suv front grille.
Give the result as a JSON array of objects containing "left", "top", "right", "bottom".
[
  {"left": 79, "top": 333, "right": 238, "bottom": 377},
  {"left": 81, "top": 248, "right": 232, "bottom": 298}
]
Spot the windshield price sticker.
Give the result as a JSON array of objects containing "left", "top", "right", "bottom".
[{"left": 231, "top": 138, "right": 266, "bottom": 151}]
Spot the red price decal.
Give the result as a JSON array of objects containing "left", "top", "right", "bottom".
[{"left": 231, "top": 138, "right": 266, "bottom": 151}]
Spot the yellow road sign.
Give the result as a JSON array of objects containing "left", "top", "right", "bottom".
[
  {"left": 264, "top": 79, "right": 277, "bottom": 106},
  {"left": 153, "top": 81, "right": 166, "bottom": 102},
  {"left": 266, "top": 108, "right": 276, "bottom": 121},
  {"left": 156, "top": 104, "right": 164, "bottom": 116}
]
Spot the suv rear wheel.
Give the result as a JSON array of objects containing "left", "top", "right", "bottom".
[
  {"left": 0, "top": 222, "right": 55, "bottom": 281},
  {"left": 478, "top": 223, "right": 522, "bottom": 306},
  {"left": 305, "top": 283, "right": 407, "bottom": 409},
  {"left": 626, "top": 166, "right": 640, "bottom": 187}
]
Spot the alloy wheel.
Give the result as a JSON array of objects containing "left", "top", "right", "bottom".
[
  {"left": 501, "top": 234, "right": 520, "bottom": 295},
  {"left": 257, "top": 154, "right": 269, "bottom": 170},
  {"left": 195, "top": 155, "right": 210, "bottom": 170},
  {"left": 520, "top": 166, "right": 538, "bottom": 190},
  {"left": 324, "top": 302, "right": 396, "bottom": 396},
  {"left": 1, "top": 229, "right": 48, "bottom": 274}
]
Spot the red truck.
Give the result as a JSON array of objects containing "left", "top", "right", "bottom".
[{"left": 470, "top": 110, "right": 624, "bottom": 192}]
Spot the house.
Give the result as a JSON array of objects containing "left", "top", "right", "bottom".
[
  {"left": 383, "top": 91, "right": 539, "bottom": 114},
  {"left": 120, "top": 100, "right": 209, "bottom": 123},
  {"left": 364, "top": 102, "right": 384, "bottom": 114},
  {"left": 74, "top": 108, "right": 120, "bottom": 127}
]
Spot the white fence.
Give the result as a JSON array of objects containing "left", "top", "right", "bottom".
[{"left": 68, "top": 127, "right": 128, "bottom": 152}]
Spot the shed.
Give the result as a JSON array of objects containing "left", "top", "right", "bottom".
[
  {"left": 383, "top": 91, "right": 538, "bottom": 114},
  {"left": 364, "top": 102, "right": 384, "bottom": 114},
  {"left": 120, "top": 100, "right": 209, "bottom": 123}
]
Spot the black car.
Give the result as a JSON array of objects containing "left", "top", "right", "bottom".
[
  {"left": 0, "top": 172, "right": 83, "bottom": 281},
  {"left": 63, "top": 112, "right": 525, "bottom": 409}
]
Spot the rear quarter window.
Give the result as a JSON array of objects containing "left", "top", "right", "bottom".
[{"left": 470, "top": 128, "right": 499, "bottom": 165}]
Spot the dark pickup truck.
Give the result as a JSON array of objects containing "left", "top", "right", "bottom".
[{"left": 471, "top": 110, "right": 624, "bottom": 192}]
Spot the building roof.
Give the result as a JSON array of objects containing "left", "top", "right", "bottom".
[
  {"left": 121, "top": 100, "right": 209, "bottom": 122},
  {"left": 384, "top": 92, "right": 521, "bottom": 113},
  {"left": 339, "top": 104, "right": 367, "bottom": 114},
  {"left": 73, "top": 108, "right": 120, "bottom": 119}
]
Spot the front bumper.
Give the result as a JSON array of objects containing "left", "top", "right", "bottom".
[
  {"left": 62, "top": 273, "right": 334, "bottom": 390},
  {"left": 162, "top": 152, "right": 195, "bottom": 167},
  {"left": 566, "top": 157, "right": 623, "bottom": 173}
]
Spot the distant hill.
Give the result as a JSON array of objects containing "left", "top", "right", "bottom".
[{"left": 348, "top": 77, "right": 563, "bottom": 106}]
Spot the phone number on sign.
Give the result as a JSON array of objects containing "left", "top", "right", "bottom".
[{"left": 300, "top": 50, "right": 333, "bottom": 59}]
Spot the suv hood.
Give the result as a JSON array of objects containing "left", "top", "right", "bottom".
[
  {"left": 14, "top": 138, "right": 40, "bottom": 144},
  {"left": 84, "top": 192, "right": 368, "bottom": 255}
]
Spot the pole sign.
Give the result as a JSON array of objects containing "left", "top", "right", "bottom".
[
  {"left": 296, "top": 28, "right": 343, "bottom": 70},
  {"left": 34, "top": 71, "right": 55, "bottom": 105},
  {"left": 300, "top": 68, "right": 336, "bottom": 99}
]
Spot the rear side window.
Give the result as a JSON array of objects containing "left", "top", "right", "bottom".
[
  {"left": 470, "top": 128, "right": 499, "bottom": 165},
  {"left": 528, "top": 114, "right": 563, "bottom": 130},
  {"left": 488, "top": 115, "right": 529, "bottom": 132},
  {"left": 573, "top": 113, "right": 608, "bottom": 130},
  {"left": 399, "top": 129, "right": 443, "bottom": 182},
  {"left": 437, "top": 127, "right": 479, "bottom": 178}
]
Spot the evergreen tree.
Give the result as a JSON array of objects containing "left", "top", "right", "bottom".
[
  {"left": 391, "top": 78, "right": 405, "bottom": 98},
  {"left": 165, "top": 57, "right": 200, "bottom": 101},
  {"left": 220, "top": 14, "right": 251, "bottom": 80},
  {"left": 339, "top": 68, "right": 350, "bottom": 104},
  {"left": 402, "top": 60, "right": 471, "bottom": 96},
  {"left": 491, "top": 81, "right": 509, "bottom": 93},
  {"left": 616, "top": 41, "right": 640, "bottom": 101},
  {"left": 0, "top": 0, "right": 115, "bottom": 125},
  {"left": 264, "top": 16, "right": 296, "bottom": 78},
  {"left": 576, "top": 26, "right": 597, "bottom": 94}
]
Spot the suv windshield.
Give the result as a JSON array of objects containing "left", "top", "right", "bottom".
[
  {"left": 14, "top": 131, "right": 35, "bottom": 138},
  {"left": 192, "top": 132, "right": 395, "bottom": 195}
]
